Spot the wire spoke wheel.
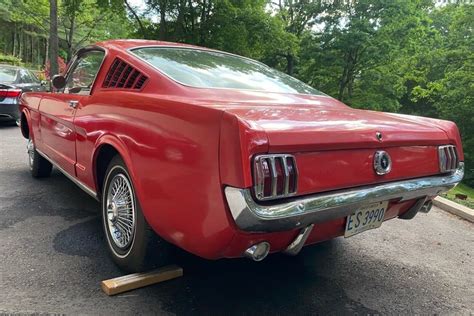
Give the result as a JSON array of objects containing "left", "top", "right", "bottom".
[
  {"left": 27, "top": 138, "right": 34, "bottom": 169},
  {"left": 106, "top": 173, "right": 136, "bottom": 250},
  {"left": 102, "top": 156, "right": 171, "bottom": 272}
]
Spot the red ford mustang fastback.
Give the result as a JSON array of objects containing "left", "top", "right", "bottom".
[{"left": 19, "top": 40, "right": 464, "bottom": 272}]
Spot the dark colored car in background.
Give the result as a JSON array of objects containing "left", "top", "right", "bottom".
[{"left": 0, "top": 64, "right": 45, "bottom": 125}]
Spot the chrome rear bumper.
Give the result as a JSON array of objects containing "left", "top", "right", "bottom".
[{"left": 225, "top": 163, "right": 464, "bottom": 232}]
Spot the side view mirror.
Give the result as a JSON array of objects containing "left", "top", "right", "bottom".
[{"left": 51, "top": 75, "right": 66, "bottom": 90}]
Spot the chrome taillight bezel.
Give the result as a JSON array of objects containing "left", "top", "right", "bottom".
[
  {"left": 253, "top": 154, "right": 298, "bottom": 201},
  {"left": 438, "top": 145, "right": 459, "bottom": 173}
]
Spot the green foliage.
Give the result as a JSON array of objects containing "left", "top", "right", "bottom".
[
  {"left": 0, "top": 53, "right": 22, "bottom": 65},
  {"left": 295, "top": 1, "right": 473, "bottom": 185},
  {"left": 0, "top": 0, "right": 133, "bottom": 66},
  {"left": 205, "top": 2, "right": 299, "bottom": 61},
  {"left": 442, "top": 183, "right": 474, "bottom": 209},
  {"left": 0, "top": 0, "right": 472, "bottom": 184}
]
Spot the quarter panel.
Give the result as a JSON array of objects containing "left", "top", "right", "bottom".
[{"left": 74, "top": 92, "right": 235, "bottom": 259}]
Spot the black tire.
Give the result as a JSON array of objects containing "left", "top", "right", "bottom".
[
  {"left": 102, "top": 155, "right": 171, "bottom": 272},
  {"left": 27, "top": 138, "right": 52, "bottom": 178}
]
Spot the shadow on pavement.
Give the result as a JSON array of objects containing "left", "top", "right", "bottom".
[{"left": 0, "top": 121, "right": 18, "bottom": 128}]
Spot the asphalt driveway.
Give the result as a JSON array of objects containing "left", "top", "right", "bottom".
[{"left": 1, "top": 123, "right": 473, "bottom": 314}]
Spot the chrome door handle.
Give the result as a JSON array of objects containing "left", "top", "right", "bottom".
[{"left": 68, "top": 100, "right": 79, "bottom": 109}]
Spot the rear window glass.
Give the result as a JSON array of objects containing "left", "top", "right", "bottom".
[
  {"left": 0, "top": 67, "right": 17, "bottom": 83},
  {"left": 131, "top": 47, "right": 323, "bottom": 95}
]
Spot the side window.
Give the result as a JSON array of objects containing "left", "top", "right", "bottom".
[
  {"left": 19, "top": 69, "right": 33, "bottom": 83},
  {"left": 27, "top": 70, "right": 40, "bottom": 83},
  {"left": 66, "top": 50, "right": 104, "bottom": 95}
]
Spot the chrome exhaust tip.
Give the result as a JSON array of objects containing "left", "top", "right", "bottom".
[
  {"left": 420, "top": 200, "right": 433, "bottom": 213},
  {"left": 244, "top": 242, "right": 270, "bottom": 261}
]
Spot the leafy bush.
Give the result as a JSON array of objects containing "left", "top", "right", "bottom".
[{"left": 0, "top": 53, "right": 21, "bottom": 65}]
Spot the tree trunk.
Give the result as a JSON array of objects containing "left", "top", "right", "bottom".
[
  {"left": 37, "top": 37, "right": 41, "bottom": 66},
  {"left": 286, "top": 54, "right": 294, "bottom": 76},
  {"left": 338, "top": 64, "right": 348, "bottom": 101},
  {"left": 49, "top": 0, "right": 59, "bottom": 77},
  {"left": 13, "top": 25, "right": 17, "bottom": 56},
  {"left": 188, "top": 0, "right": 196, "bottom": 43},
  {"left": 338, "top": 51, "right": 352, "bottom": 101},
  {"left": 199, "top": 0, "right": 208, "bottom": 45},
  {"left": 67, "top": 13, "right": 75, "bottom": 62},
  {"left": 175, "top": 0, "right": 186, "bottom": 41},
  {"left": 159, "top": 0, "right": 167, "bottom": 40},
  {"left": 44, "top": 38, "right": 49, "bottom": 66},
  {"left": 30, "top": 32, "right": 34, "bottom": 64},
  {"left": 19, "top": 29, "right": 23, "bottom": 61}
]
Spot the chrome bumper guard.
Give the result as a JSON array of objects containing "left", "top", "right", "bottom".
[{"left": 225, "top": 162, "right": 464, "bottom": 232}]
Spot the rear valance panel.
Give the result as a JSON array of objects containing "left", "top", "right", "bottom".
[{"left": 295, "top": 146, "right": 440, "bottom": 196}]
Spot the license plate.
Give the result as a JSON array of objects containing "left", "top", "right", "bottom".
[{"left": 344, "top": 201, "right": 388, "bottom": 238}]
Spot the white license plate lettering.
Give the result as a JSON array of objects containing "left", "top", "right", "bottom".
[{"left": 345, "top": 201, "right": 388, "bottom": 238}]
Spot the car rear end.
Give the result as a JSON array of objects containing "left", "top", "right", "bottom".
[
  {"left": 218, "top": 99, "right": 464, "bottom": 261},
  {"left": 0, "top": 84, "right": 22, "bottom": 124}
]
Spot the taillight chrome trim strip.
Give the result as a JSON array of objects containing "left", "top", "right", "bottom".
[
  {"left": 269, "top": 157, "right": 278, "bottom": 197},
  {"left": 282, "top": 158, "right": 290, "bottom": 195},
  {"left": 253, "top": 154, "right": 297, "bottom": 201},
  {"left": 254, "top": 157, "right": 265, "bottom": 199},
  {"left": 450, "top": 146, "right": 458, "bottom": 170},
  {"left": 438, "top": 145, "right": 458, "bottom": 173}
]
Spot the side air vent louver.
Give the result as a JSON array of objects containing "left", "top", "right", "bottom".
[{"left": 102, "top": 58, "right": 148, "bottom": 90}]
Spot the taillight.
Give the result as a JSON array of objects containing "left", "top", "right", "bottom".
[
  {"left": 438, "top": 145, "right": 459, "bottom": 173},
  {"left": 253, "top": 154, "right": 298, "bottom": 201},
  {"left": 0, "top": 89, "right": 22, "bottom": 98}
]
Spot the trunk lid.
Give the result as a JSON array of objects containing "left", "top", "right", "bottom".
[
  {"left": 220, "top": 97, "right": 449, "bottom": 152},
  {"left": 214, "top": 93, "right": 449, "bottom": 195}
]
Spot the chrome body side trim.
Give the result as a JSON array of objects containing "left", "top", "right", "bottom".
[
  {"left": 225, "top": 163, "right": 464, "bottom": 232},
  {"left": 36, "top": 148, "right": 98, "bottom": 200}
]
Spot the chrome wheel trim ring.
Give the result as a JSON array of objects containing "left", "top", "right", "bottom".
[
  {"left": 27, "top": 139, "right": 34, "bottom": 168},
  {"left": 105, "top": 172, "right": 136, "bottom": 251}
]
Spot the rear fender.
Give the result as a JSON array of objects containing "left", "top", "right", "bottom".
[
  {"left": 219, "top": 112, "right": 269, "bottom": 188},
  {"left": 93, "top": 134, "right": 137, "bottom": 198},
  {"left": 20, "top": 109, "right": 32, "bottom": 139}
]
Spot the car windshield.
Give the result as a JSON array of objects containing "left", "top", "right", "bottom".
[
  {"left": 0, "top": 67, "right": 17, "bottom": 83},
  {"left": 131, "top": 47, "right": 323, "bottom": 95}
]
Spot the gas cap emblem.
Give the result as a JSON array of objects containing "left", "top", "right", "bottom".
[{"left": 374, "top": 151, "right": 392, "bottom": 175}]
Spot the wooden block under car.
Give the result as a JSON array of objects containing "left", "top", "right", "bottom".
[{"left": 101, "top": 265, "right": 183, "bottom": 296}]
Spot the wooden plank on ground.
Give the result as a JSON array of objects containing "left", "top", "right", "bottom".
[
  {"left": 434, "top": 196, "right": 474, "bottom": 222},
  {"left": 101, "top": 265, "right": 183, "bottom": 296}
]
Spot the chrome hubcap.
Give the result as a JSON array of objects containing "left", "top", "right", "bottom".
[
  {"left": 27, "top": 139, "right": 34, "bottom": 168},
  {"left": 106, "top": 173, "right": 136, "bottom": 249}
]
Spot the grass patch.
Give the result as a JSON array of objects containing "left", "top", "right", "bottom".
[{"left": 441, "top": 183, "right": 474, "bottom": 209}]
